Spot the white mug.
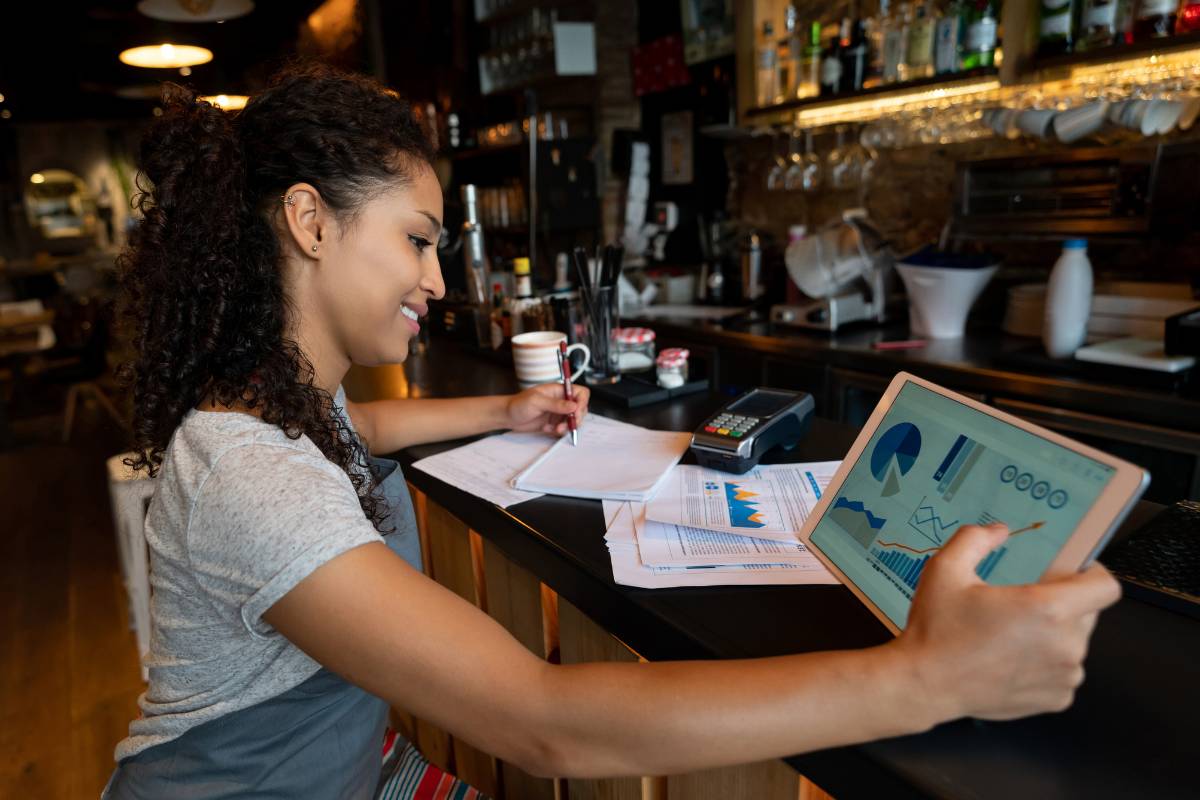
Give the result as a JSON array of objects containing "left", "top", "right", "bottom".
[{"left": 511, "top": 331, "right": 590, "bottom": 386}]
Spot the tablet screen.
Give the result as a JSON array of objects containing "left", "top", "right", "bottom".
[{"left": 809, "top": 382, "right": 1116, "bottom": 628}]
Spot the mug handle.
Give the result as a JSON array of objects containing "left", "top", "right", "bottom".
[{"left": 565, "top": 343, "right": 590, "bottom": 382}]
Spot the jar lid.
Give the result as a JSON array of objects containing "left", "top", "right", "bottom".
[
  {"left": 614, "top": 326, "right": 656, "bottom": 344},
  {"left": 513, "top": 257, "right": 531, "bottom": 274},
  {"left": 656, "top": 347, "right": 689, "bottom": 367}
]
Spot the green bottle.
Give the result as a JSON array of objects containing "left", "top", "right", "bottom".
[{"left": 962, "top": 0, "right": 1000, "bottom": 68}]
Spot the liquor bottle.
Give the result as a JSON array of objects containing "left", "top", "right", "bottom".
[
  {"left": 866, "top": 0, "right": 889, "bottom": 87},
  {"left": 1038, "top": 0, "right": 1080, "bottom": 56},
  {"left": 961, "top": 0, "right": 1000, "bottom": 67},
  {"left": 781, "top": 5, "right": 805, "bottom": 99},
  {"left": 902, "top": 0, "right": 936, "bottom": 80},
  {"left": 798, "top": 21, "right": 823, "bottom": 98},
  {"left": 936, "top": 0, "right": 964, "bottom": 73},
  {"left": 757, "top": 21, "right": 779, "bottom": 107},
  {"left": 883, "top": 1, "right": 908, "bottom": 82},
  {"left": 821, "top": 23, "right": 847, "bottom": 96},
  {"left": 1133, "top": 0, "right": 1180, "bottom": 39},
  {"left": 1078, "top": 0, "right": 1122, "bottom": 47},
  {"left": 842, "top": 18, "right": 871, "bottom": 91},
  {"left": 1177, "top": 0, "right": 1200, "bottom": 32}
]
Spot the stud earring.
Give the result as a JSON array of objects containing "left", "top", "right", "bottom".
[
  {"left": 311, "top": 243, "right": 319, "bottom": 253},
  {"left": 282, "top": 194, "right": 295, "bottom": 207}
]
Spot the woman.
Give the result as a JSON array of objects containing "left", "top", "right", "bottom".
[{"left": 105, "top": 65, "right": 1119, "bottom": 799}]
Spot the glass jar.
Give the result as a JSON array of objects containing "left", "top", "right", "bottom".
[
  {"left": 656, "top": 347, "right": 690, "bottom": 389},
  {"left": 613, "top": 327, "right": 656, "bottom": 373}
]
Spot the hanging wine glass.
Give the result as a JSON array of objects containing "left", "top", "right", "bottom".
[
  {"left": 783, "top": 127, "right": 805, "bottom": 191},
  {"left": 801, "top": 129, "right": 822, "bottom": 193},
  {"left": 765, "top": 130, "right": 787, "bottom": 191}
]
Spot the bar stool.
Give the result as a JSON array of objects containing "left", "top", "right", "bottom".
[{"left": 106, "top": 452, "right": 156, "bottom": 681}]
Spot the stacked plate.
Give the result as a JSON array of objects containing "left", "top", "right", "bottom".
[{"left": 1004, "top": 282, "right": 1198, "bottom": 340}]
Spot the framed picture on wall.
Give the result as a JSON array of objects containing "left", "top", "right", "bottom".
[{"left": 680, "top": 0, "right": 735, "bottom": 65}]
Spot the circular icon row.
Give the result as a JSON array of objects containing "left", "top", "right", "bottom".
[{"left": 1000, "top": 465, "right": 1068, "bottom": 509}]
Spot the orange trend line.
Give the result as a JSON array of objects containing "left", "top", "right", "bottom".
[
  {"left": 875, "top": 540, "right": 940, "bottom": 555},
  {"left": 877, "top": 521, "right": 1047, "bottom": 555}
]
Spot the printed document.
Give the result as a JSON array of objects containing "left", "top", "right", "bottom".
[
  {"left": 412, "top": 431, "right": 553, "bottom": 508},
  {"left": 645, "top": 462, "right": 841, "bottom": 542},
  {"left": 601, "top": 501, "right": 837, "bottom": 587}
]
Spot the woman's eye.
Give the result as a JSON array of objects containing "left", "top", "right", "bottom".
[{"left": 409, "top": 234, "right": 432, "bottom": 253}]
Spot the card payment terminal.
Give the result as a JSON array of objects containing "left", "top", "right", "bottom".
[{"left": 690, "top": 388, "right": 814, "bottom": 474}]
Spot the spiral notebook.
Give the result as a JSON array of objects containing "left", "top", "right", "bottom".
[{"left": 510, "top": 414, "right": 692, "bottom": 502}]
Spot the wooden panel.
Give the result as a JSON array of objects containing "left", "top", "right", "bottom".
[
  {"left": 421, "top": 502, "right": 501, "bottom": 794},
  {"left": 558, "top": 599, "right": 643, "bottom": 800},
  {"left": 482, "top": 539, "right": 546, "bottom": 657},
  {"left": 407, "top": 483, "right": 433, "bottom": 577},
  {"left": 667, "top": 760, "right": 800, "bottom": 800},
  {"left": 800, "top": 776, "right": 837, "bottom": 800},
  {"left": 481, "top": 539, "right": 558, "bottom": 799},
  {"left": 454, "top": 739, "right": 500, "bottom": 798},
  {"left": 425, "top": 500, "right": 477, "bottom": 602},
  {"left": 414, "top": 714, "right": 454, "bottom": 773}
]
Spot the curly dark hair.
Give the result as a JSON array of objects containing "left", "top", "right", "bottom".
[{"left": 119, "top": 63, "right": 435, "bottom": 530}]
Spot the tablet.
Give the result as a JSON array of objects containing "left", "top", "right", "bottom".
[{"left": 799, "top": 372, "right": 1149, "bottom": 634}]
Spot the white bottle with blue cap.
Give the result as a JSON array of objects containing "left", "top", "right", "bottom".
[{"left": 1043, "top": 239, "right": 1094, "bottom": 358}]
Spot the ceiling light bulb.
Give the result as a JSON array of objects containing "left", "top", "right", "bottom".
[
  {"left": 119, "top": 43, "right": 213, "bottom": 69},
  {"left": 30, "top": 173, "right": 45, "bottom": 184}
]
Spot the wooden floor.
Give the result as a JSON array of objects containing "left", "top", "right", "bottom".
[{"left": 0, "top": 404, "right": 144, "bottom": 800}]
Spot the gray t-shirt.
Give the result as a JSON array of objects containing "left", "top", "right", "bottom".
[{"left": 115, "top": 387, "right": 384, "bottom": 762}]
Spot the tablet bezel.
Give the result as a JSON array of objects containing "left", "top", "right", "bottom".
[{"left": 798, "top": 371, "right": 1149, "bottom": 636}]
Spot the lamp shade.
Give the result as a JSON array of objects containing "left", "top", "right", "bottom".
[{"left": 137, "top": 0, "right": 254, "bottom": 23}]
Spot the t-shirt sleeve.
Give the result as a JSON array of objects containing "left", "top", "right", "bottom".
[{"left": 187, "top": 442, "right": 383, "bottom": 638}]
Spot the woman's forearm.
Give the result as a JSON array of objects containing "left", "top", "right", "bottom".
[
  {"left": 530, "top": 641, "right": 948, "bottom": 779},
  {"left": 355, "top": 396, "right": 510, "bottom": 453}
]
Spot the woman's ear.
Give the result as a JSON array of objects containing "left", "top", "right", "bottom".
[{"left": 280, "top": 182, "right": 328, "bottom": 258}]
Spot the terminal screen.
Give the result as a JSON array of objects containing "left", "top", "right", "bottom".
[{"left": 809, "top": 382, "right": 1115, "bottom": 628}]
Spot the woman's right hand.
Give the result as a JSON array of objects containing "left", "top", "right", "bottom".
[{"left": 897, "top": 523, "right": 1121, "bottom": 723}]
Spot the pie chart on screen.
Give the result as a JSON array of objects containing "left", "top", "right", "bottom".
[{"left": 871, "top": 423, "right": 922, "bottom": 496}]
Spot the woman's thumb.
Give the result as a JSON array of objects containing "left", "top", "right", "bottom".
[{"left": 927, "top": 523, "right": 1008, "bottom": 581}]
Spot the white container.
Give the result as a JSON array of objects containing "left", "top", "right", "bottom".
[
  {"left": 1042, "top": 239, "right": 1093, "bottom": 358},
  {"left": 894, "top": 249, "right": 999, "bottom": 339}
]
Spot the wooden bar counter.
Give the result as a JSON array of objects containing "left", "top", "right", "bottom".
[{"left": 344, "top": 337, "right": 1198, "bottom": 800}]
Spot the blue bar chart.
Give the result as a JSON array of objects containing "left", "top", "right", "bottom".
[
  {"left": 975, "top": 546, "right": 1007, "bottom": 580},
  {"left": 871, "top": 546, "right": 932, "bottom": 590}
]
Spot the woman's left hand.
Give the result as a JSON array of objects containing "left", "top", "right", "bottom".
[{"left": 505, "top": 382, "right": 591, "bottom": 436}]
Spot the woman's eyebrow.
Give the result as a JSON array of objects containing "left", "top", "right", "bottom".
[{"left": 415, "top": 210, "right": 442, "bottom": 234}]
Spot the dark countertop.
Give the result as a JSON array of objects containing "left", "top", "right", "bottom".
[
  {"left": 635, "top": 313, "right": 1200, "bottom": 433},
  {"left": 345, "top": 338, "right": 1198, "bottom": 800}
]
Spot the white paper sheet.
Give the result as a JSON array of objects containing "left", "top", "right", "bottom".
[
  {"left": 512, "top": 415, "right": 692, "bottom": 502},
  {"left": 644, "top": 462, "right": 841, "bottom": 542},
  {"left": 601, "top": 501, "right": 838, "bottom": 587},
  {"left": 412, "top": 431, "right": 555, "bottom": 508}
]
